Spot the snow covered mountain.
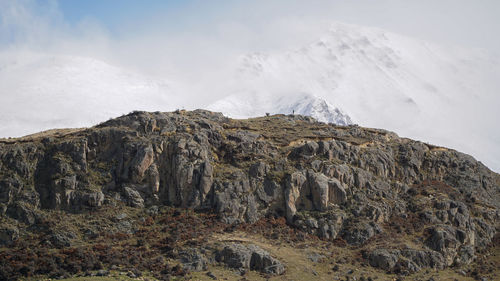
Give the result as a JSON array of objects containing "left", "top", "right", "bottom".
[
  {"left": 0, "top": 52, "right": 181, "bottom": 137},
  {"left": 209, "top": 92, "right": 352, "bottom": 125},
  {"left": 209, "top": 22, "right": 500, "bottom": 172},
  {"left": 0, "top": 22, "right": 499, "bottom": 171}
]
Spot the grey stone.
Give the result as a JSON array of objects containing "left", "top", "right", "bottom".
[
  {"left": 216, "top": 243, "right": 252, "bottom": 268},
  {"left": 6, "top": 202, "right": 37, "bottom": 225},
  {"left": 206, "top": 271, "right": 217, "bottom": 280},
  {"left": 115, "top": 220, "right": 134, "bottom": 234},
  {"left": 49, "top": 231, "right": 74, "bottom": 248},
  {"left": 122, "top": 186, "right": 144, "bottom": 208},
  {"left": 307, "top": 252, "right": 326, "bottom": 263},
  {"left": 179, "top": 248, "right": 207, "bottom": 272},
  {"left": 216, "top": 243, "right": 285, "bottom": 275},
  {"left": 96, "top": 270, "right": 109, "bottom": 276},
  {"left": 369, "top": 249, "right": 399, "bottom": 271},
  {"left": 0, "top": 109, "right": 499, "bottom": 277},
  {"left": 308, "top": 171, "right": 330, "bottom": 211},
  {"left": 400, "top": 249, "right": 445, "bottom": 270},
  {"left": 0, "top": 226, "right": 19, "bottom": 246},
  {"left": 249, "top": 161, "right": 269, "bottom": 178},
  {"left": 342, "top": 222, "right": 380, "bottom": 245}
]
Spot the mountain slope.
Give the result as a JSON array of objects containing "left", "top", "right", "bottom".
[
  {"left": 209, "top": 22, "right": 500, "bottom": 171},
  {"left": 0, "top": 110, "right": 498, "bottom": 280}
]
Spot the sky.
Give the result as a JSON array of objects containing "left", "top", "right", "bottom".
[
  {"left": 3, "top": 0, "right": 500, "bottom": 50},
  {"left": 53, "top": 0, "right": 500, "bottom": 52},
  {"left": 2, "top": 0, "right": 499, "bottom": 80}
]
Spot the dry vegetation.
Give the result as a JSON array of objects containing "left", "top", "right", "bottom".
[{"left": 1, "top": 201, "right": 497, "bottom": 281}]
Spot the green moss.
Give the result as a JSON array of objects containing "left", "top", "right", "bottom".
[{"left": 265, "top": 170, "right": 287, "bottom": 185}]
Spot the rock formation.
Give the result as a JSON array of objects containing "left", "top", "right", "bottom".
[{"left": 0, "top": 110, "right": 498, "bottom": 280}]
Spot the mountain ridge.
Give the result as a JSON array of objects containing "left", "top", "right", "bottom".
[
  {"left": 0, "top": 110, "right": 498, "bottom": 280},
  {"left": 208, "top": 22, "right": 500, "bottom": 172}
]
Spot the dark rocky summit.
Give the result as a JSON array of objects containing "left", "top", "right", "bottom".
[{"left": 0, "top": 110, "right": 499, "bottom": 280}]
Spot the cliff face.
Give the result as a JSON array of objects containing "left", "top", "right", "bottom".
[{"left": 0, "top": 110, "right": 499, "bottom": 280}]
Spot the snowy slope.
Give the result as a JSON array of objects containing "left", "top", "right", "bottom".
[
  {"left": 209, "top": 92, "right": 352, "bottom": 125},
  {"left": 209, "top": 22, "right": 500, "bottom": 172},
  {"left": 1, "top": 22, "right": 499, "bottom": 171},
  {"left": 0, "top": 52, "right": 181, "bottom": 137}
]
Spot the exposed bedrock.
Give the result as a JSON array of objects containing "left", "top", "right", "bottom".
[{"left": 0, "top": 110, "right": 498, "bottom": 272}]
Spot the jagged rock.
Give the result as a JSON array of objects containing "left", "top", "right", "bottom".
[
  {"left": 309, "top": 171, "right": 330, "bottom": 211},
  {"left": 317, "top": 217, "right": 342, "bottom": 239},
  {"left": 179, "top": 248, "right": 208, "bottom": 272},
  {"left": 130, "top": 145, "right": 155, "bottom": 182},
  {"left": 82, "top": 191, "right": 105, "bottom": 207},
  {"left": 305, "top": 217, "right": 319, "bottom": 229},
  {"left": 369, "top": 249, "right": 399, "bottom": 271},
  {"left": 285, "top": 172, "right": 307, "bottom": 223},
  {"left": 96, "top": 270, "right": 109, "bottom": 277},
  {"left": 455, "top": 245, "right": 475, "bottom": 266},
  {"left": 49, "top": 231, "right": 75, "bottom": 248},
  {"left": 115, "top": 220, "right": 134, "bottom": 234},
  {"left": 216, "top": 243, "right": 251, "bottom": 268},
  {"left": 0, "top": 226, "right": 19, "bottom": 246},
  {"left": 328, "top": 177, "right": 347, "bottom": 205},
  {"left": 206, "top": 271, "right": 217, "bottom": 280},
  {"left": 248, "top": 244, "right": 286, "bottom": 275},
  {"left": 122, "top": 186, "right": 144, "bottom": 208},
  {"left": 0, "top": 110, "right": 498, "bottom": 276},
  {"left": 342, "top": 221, "right": 381, "bottom": 245},
  {"left": 400, "top": 249, "right": 445, "bottom": 270},
  {"left": 425, "top": 226, "right": 461, "bottom": 266},
  {"left": 216, "top": 243, "right": 285, "bottom": 275},
  {"left": 6, "top": 202, "right": 37, "bottom": 225},
  {"left": 0, "top": 177, "right": 22, "bottom": 205},
  {"left": 249, "top": 161, "right": 269, "bottom": 178},
  {"left": 307, "top": 252, "right": 326, "bottom": 263},
  {"left": 147, "top": 205, "right": 159, "bottom": 216},
  {"left": 369, "top": 248, "right": 447, "bottom": 273},
  {"left": 290, "top": 141, "right": 319, "bottom": 159}
]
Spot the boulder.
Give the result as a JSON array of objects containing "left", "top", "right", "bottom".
[
  {"left": 248, "top": 244, "right": 285, "bottom": 275},
  {"left": 179, "top": 248, "right": 208, "bottom": 272},
  {"left": 400, "top": 249, "right": 446, "bottom": 270},
  {"left": 284, "top": 172, "right": 307, "bottom": 223},
  {"left": 308, "top": 171, "right": 329, "bottom": 211},
  {"left": 48, "top": 231, "right": 75, "bottom": 248},
  {"left": 82, "top": 191, "right": 105, "bottom": 208},
  {"left": 216, "top": 243, "right": 252, "bottom": 268},
  {"left": 6, "top": 202, "right": 37, "bottom": 225},
  {"left": 425, "top": 226, "right": 460, "bottom": 266},
  {"left": 342, "top": 221, "right": 381, "bottom": 245},
  {"left": 216, "top": 243, "right": 285, "bottom": 275},
  {"left": 369, "top": 249, "right": 399, "bottom": 271},
  {"left": 0, "top": 226, "right": 19, "bottom": 246},
  {"left": 328, "top": 178, "right": 347, "bottom": 205},
  {"left": 249, "top": 161, "right": 270, "bottom": 178},
  {"left": 122, "top": 186, "right": 144, "bottom": 208}
]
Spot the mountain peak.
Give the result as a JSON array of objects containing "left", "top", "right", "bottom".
[{"left": 209, "top": 92, "right": 352, "bottom": 126}]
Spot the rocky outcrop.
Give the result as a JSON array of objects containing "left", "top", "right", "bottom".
[
  {"left": 0, "top": 226, "right": 19, "bottom": 246},
  {"left": 215, "top": 243, "right": 285, "bottom": 275},
  {"left": 0, "top": 110, "right": 498, "bottom": 274},
  {"left": 179, "top": 248, "right": 209, "bottom": 272}
]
